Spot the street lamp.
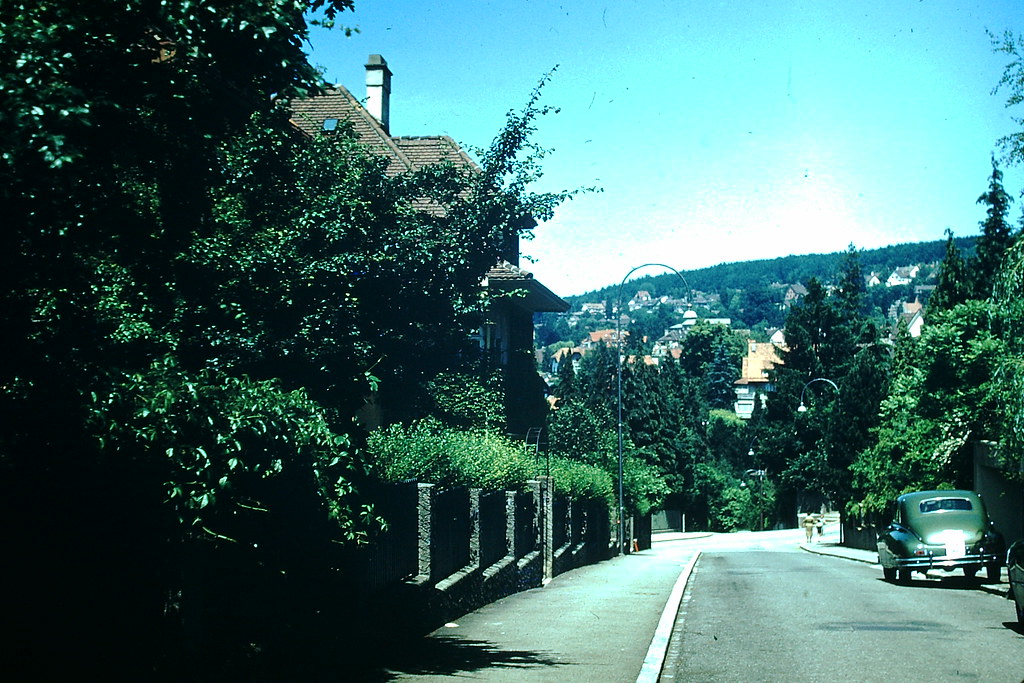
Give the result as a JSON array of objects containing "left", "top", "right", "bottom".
[
  {"left": 744, "top": 468, "right": 767, "bottom": 530},
  {"left": 795, "top": 376, "right": 840, "bottom": 540},
  {"left": 797, "top": 377, "right": 839, "bottom": 412},
  {"left": 616, "top": 263, "right": 694, "bottom": 555}
]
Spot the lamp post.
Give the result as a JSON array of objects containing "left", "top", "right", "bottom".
[
  {"left": 744, "top": 468, "right": 767, "bottom": 530},
  {"left": 615, "top": 263, "right": 694, "bottom": 554},
  {"left": 795, "top": 376, "right": 840, "bottom": 539},
  {"left": 797, "top": 377, "right": 839, "bottom": 412}
]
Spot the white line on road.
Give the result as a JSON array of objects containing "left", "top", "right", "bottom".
[{"left": 636, "top": 550, "right": 701, "bottom": 683}]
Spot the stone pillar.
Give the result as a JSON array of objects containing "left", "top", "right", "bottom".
[
  {"left": 505, "top": 490, "right": 516, "bottom": 560},
  {"left": 417, "top": 483, "right": 435, "bottom": 580},
  {"left": 469, "top": 488, "right": 482, "bottom": 568},
  {"left": 538, "top": 476, "right": 553, "bottom": 582}
]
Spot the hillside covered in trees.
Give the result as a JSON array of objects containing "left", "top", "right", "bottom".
[{"left": 538, "top": 238, "right": 969, "bottom": 346}]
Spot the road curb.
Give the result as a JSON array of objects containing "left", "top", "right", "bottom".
[
  {"left": 799, "top": 542, "right": 878, "bottom": 564},
  {"left": 636, "top": 550, "right": 701, "bottom": 683}
]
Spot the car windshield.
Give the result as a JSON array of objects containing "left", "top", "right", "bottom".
[{"left": 919, "top": 498, "right": 973, "bottom": 514}]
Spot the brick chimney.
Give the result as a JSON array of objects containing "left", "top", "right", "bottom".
[{"left": 365, "top": 54, "right": 392, "bottom": 133}]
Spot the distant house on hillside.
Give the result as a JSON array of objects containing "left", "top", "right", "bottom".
[
  {"left": 290, "top": 55, "right": 568, "bottom": 437},
  {"left": 582, "top": 329, "right": 625, "bottom": 349},
  {"left": 628, "top": 290, "right": 656, "bottom": 311},
  {"left": 733, "top": 338, "right": 784, "bottom": 419},
  {"left": 773, "top": 283, "right": 807, "bottom": 310},
  {"left": 550, "top": 346, "right": 583, "bottom": 375},
  {"left": 886, "top": 265, "right": 920, "bottom": 287},
  {"left": 889, "top": 299, "right": 925, "bottom": 339}
]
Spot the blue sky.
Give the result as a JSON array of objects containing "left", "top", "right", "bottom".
[{"left": 307, "top": 1, "right": 1024, "bottom": 296}]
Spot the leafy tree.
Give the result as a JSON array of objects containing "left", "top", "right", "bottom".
[
  {"left": 0, "top": 1, "right": 577, "bottom": 675},
  {"left": 990, "top": 240, "right": 1024, "bottom": 478},
  {"left": 677, "top": 322, "right": 745, "bottom": 380},
  {"left": 548, "top": 400, "right": 617, "bottom": 459},
  {"left": 991, "top": 29, "right": 1024, "bottom": 166},
  {"left": 852, "top": 301, "right": 1006, "bottom": 511}
]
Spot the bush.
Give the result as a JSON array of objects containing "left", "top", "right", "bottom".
[
  {"left": 622, "top": 456, "right": 670, "bottom": 516},
  {"left": 547, "top": 456, "right": 615, "bottom": 506}
]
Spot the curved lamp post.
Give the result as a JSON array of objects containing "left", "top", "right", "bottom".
[
  {"left": 795, "top": 376, "right": 840, "bottom": 540},
  {"left": 615, "top": 263, "right": 694, "bottom": 554},
  {"left": 744, "top": 468, "right": 768, "bottom": 530},
  {"left": 797, "top": 377, "right": 839, "bottom": 412}
]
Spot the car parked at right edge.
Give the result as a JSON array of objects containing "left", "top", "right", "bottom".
[
  {"left": 877, "top": 490, "right": 1004, "bottom": 583},
  {"left": 1008, "top": 539, "right": 1024, "bottom": 623}
]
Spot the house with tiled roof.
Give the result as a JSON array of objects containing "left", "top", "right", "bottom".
[
  {"left": 733, "top": 339, "right": 784, "bottom": 419},
  {"left": 291, "top": 55, "right": 568, "bottom": 436}
]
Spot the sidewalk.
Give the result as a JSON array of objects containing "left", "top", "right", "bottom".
[
  {"left": 376, "top": 540, "right": 701, "bottom": 682},
  {"left": 799, "top": 540, "right": 878, "bottom": 564}
]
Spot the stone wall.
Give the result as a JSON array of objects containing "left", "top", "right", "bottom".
[{"left": 346, "top": 477, "right": 648, "bottom": 638}]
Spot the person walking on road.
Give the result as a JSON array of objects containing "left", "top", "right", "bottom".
[{"left": 803, "top": 513, "right": 816, "bottom": 543}]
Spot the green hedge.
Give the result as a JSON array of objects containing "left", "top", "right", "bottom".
[{"left": 366, "top": 421, "right": 614, "bottom": 504}]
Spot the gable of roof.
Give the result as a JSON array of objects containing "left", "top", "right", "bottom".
[{"left": 289, "top": 86, "right": 478, "bottom": 178}]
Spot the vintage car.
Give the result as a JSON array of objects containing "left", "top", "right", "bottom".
[
  {"left": 877, "top": 490, "right": 1004, "bottom": 583},
  {"left": 1008, "top": 540, "right": 1024, "bottom": 622}
]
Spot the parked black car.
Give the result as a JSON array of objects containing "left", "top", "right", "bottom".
[
  {"left": 877, "top": 490, "right": 1004, "bottom": 583},
  {"left": 1008, "top": 540, "right": 1024, "bottom": 622}
]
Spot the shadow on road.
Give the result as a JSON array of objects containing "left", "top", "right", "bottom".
[
  {"left": 1002, "top": 621, "right": 1024, "bottom": 636},
  {"left": 873, "top": 575, "right": 1007, "bottom": 597},
  {"left": 351, "top": 635, "right": 572, "bottom": 681}
]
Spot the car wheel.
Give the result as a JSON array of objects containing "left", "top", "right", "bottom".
[
  {"left": 985, "top": 564, "right": 1001, "bottom": 583},
  {"left": 897, "top": 568, "right": 911, "bottom": 583},
  {"left": 882, "top": 566, "right": 896, "bottom": 581}
]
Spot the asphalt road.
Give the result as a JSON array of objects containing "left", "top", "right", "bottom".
[{"left": 662, "top": 532, "right": 1024, "bottom": 682}]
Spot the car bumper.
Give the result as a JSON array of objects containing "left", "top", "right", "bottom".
[{"left": 892, "top": 553, "right": 1002, "bottom": 571}]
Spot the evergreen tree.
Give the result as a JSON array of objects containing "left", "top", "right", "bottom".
[
  {"left": 834, "top": 244, "right": 866, "bottom": 323},
  {"left": 929, "top": 229, "right": 970, "bottom": 313},
  {"left": 970, "top": 157, "right": 1016, "bottom": 298},
  {"left": 553, "top": 349, "right": 578, "bottom": 401},
  {"left": 706, "top": 338, "right": 739, "bottom": 409}
]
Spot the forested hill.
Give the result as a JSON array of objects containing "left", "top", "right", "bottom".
[{"left": 566, "top": 236, "right": 976, "bottom": 306}]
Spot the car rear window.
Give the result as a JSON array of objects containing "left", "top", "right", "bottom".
[{"left": 919, "top": 498, "right": 973, "bottom": 513}]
